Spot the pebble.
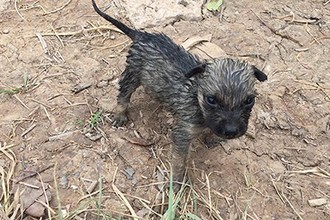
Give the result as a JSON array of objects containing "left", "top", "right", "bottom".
[
  {"left": 308, "top": 198, "right": 327, "bottom": 207},
  {"left": 59, "top": 175, "right": 68, "bottom": 188},
  {"left": 3, "top": 29, "right": 9, "bottom": 34}
]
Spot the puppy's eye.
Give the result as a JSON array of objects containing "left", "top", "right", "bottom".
[
  {"left": 205, "top": 96, "right": 217, "bottom": 107},
  {"left": 245, "top": 96, "right": 255, "bottom": 107}
]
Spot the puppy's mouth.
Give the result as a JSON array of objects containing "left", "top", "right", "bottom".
[
  {"left": 214, "top": 131, "right": 243, "bottom": 139},
  {"left": 211, "top": 124, "right": 247, "bottom": 140}
]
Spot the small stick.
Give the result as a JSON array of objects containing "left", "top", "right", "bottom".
[
  {"left": 48, "top": 131, "right": 74, "bottom": 141},
  {"left": 21, "top": 123, "right": 37, "bottom": 137},
  {"left": 14, "top": 0, "right": 25, "bottom": 20},
  {"left": 34, "top": 26, "right": 123, "bottom": 37},
  {"left": 43, "top": 0, "right": 72, "bottom": 15},
  {"left": 271, "top": 179, "right": 285, "bottom": 204},
  {"left": 305, "top": 27, "right": 319, "bottom": 45},
  {"left": 48, "top": 93, "right": 63, "bottom": 101},
  {"left": 51, "top": 25, "right": 64, "bottom": 47},
  {"left": 18, "top": 181, "right": 39, "bottom": 189},
  {"left": 18, "top": 1, "right": 47, "bottom": 13},
  {"left": 123, "top": 194, "right": 151, "bottom": 204},
  {"left": 35, "top": 200, "right": 56, "bottom": 215},
  {"left": 309, "top": 35, "right": 330, "bottom": 46},
  {"left": 205, "top": 173, "right": 213, "bottom": 214},
  {"left": 294, "top": 48, "right": 309, "bottom": 52},
  {"left": 62, "top": 96, "right": 73, "bottom": 105},
  {"left": 28, "top": 105, "right": 40, "bottom": 117},
  {"left": 92, "top": 39, "right": 130, "bottom": 51},
  {"left": 219, "top": 6, "right": 225, "bottom": 22},
  {"left": 40, "top": 73, "right": 64, "bottom": 80},
  {"left": 251, "top": 10, "right": 303, "bottom": 47},
  {"left": 43, "top": 106, "right": 51, "bottom": 122},
  {"left": 212, "top": 190, "right": 232, "bottom": 206},
  {"left": 282, "top": 193, "right": 304, "bottom": 220},
  {"left": 35, "top": 32, "right": 49, "bottom": 54},
  {"left": 139, "top": 200, "right": 162, "bottom": 217},
  {"left": 277, "top": 15, "right": 319, "bottom": 24},
  {"left": 14, "top": 164, "right": 54, "bottom": 182},
  {"left": 284, "top": 147, "right": 307, "bottom": 151},
  {"left": 296, "top": 53, "right": 311, "bottom": 69},
  {"left": 112, "top": 184, "right": 139, "bottom": 220},
  {"left": 71, "top": 82, "right": 92, "bottom": 94},
  {"left": 13, "top": 94, "right": 29, "bottom": 110},
  {"left": 53, "top": 163, "right": 62, "bottom": 219},
  {"left": 294, "top": 80, "right": 330, "bottom": 100},
  {"left": 88, "top": 21, "right": 103, "bottom": 35},
  {"left": 77, "top": 190, "right": 100, "bottom": 203},
  {"left": 30, "top": 98, "right": 51, "bottom": 108},
  {"left": 226, "top": 52, "right": 266, "bottom": 61},
  {"left": 62, "top": 103, "right": 88, "bottom": 109}
]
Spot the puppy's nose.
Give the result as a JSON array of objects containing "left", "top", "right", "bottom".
[{"left": 224, "top": 124, "right": 239, "bottom": 138}]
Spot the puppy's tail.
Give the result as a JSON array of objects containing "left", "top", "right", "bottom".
[{"left": 92, "top": 0, "right": 138, "bottom": 39}]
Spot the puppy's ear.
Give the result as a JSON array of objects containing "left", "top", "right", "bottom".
[
  {"left": 253, "top": 66, "right": 267, "bottom": 82},
  {"left": 185, "top": 63, "right": 206, "bottom": 78}
]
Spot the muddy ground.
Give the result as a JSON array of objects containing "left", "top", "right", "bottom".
[{"left": 0, "top": 0, "right": 329, "bottom": 219}]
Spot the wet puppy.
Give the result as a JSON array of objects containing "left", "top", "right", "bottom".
[{"left": 92, "top": 0, "right": 267, "bottom": 189}]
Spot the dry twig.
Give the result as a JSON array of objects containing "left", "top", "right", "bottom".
[
  {"left": 14, "top": 0, "right": 25, "bottom": 20},
  {"left": 251, "top": 10, "right": 303, "bottom": 47},
  {"left": 13, "top": 94, "right": 29, "bottom": 110},
  {"left": 43, "top": 0, "right": 72, "bottom": 15},
  {"left": 282, "top": 193, "right": 304, "bottom": 220},
  {"left": 35, "top": 32, "right": 49, "bottom": 54},
  {"left": 112, "top": 174, "right": 140, "bottom": 219},
  {"left": 21, "top": 123, "right": 37, "bottom": 137},
  {"left": 37, "top": 26, "right": 123, "bottom": 37}
]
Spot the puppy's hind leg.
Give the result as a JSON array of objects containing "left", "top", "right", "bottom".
[{"left": 112, "top": 67, "right": 140, "bottom": 127}]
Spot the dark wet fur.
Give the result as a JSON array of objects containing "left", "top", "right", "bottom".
[{"left": 92, "top": 0, "right": 267, "bottom": 188}]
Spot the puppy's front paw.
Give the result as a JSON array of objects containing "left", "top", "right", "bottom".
[
  {"left": 112, "top": 113, "right": 128, "bottom": 127},
  {"left": 170, "top": 170, "right": 187, "bottom": 193},
  {"left": 171, "top": 179, "right": 185, "bottom": 193}
]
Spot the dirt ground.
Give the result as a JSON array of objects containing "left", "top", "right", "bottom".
[{"left": 0, "top": 0, "right": 330, "bottom": 219}]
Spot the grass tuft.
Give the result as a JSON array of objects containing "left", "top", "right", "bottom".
[
  {"left": 0, "top": 143, "right": 17, "bottom": 219},
  {"left": 0, "top": 73, "right": 32, "bottom": 96},
  {"left": 89, "top": 109, "right": 103, "bottom": 128},
  {"left": 0, "top": 88, "right": 21, "bottom": 95}
]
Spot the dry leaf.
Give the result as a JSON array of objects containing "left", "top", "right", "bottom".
[
  {"left": 121, "top": 136, "right": 153, "bottom": 147},
  {"left": 195, "top": 42, "right": 227, "bottom": 58},
  {"left": 182, "top": 34, "right": 212, "bottom": 50},
  {"left": 15, "top": 178, "right": 52, "bottom": 218}
]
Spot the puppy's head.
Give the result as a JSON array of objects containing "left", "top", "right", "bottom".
[{"left": 189, "top": 58, "right": 267, "bottom": 139}]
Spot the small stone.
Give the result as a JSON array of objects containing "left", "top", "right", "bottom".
[
  {"left": 166, "top": 117, "right": 174, "bottom": 125},
  {"left": 123, "top": 0, "right": 203, "bottom": 28},
  {"left": 85, "top": 132, "right": 102, "bottom": 141},
  {"left": 85, "top": 180, "right": 98, "bottom": 193},
  {"left": 96, "top": 80, "right": 109, "bottom": 88},
  {"left": 59, "top": 175, "right": 68, "bottom": 189},
  {"left": 178, "top": 0, "right": 188, "bottom": 7},
  {"left": 308, "top": 198, "right": 327, "bottom": 207},
  {"left": 122, "top": 166, "right": 135, "bottom": 180},
  {"left": 3, "top": 29, "right": 9, "bottom": 34},
  {"left": 61, "top": 209, "right": 68, "bottom": 218},
  {"left": 110, "top": 35, "right": 116, "bottom": 40},
  {"left": 291, "top": 128, "right": 307, "bottom": 137},
  {"left": 136, "top": 208, "right": 149, "bottom": 218},
  {"left": 70, "top": 185, "right": 78, "bottom": 190}
]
